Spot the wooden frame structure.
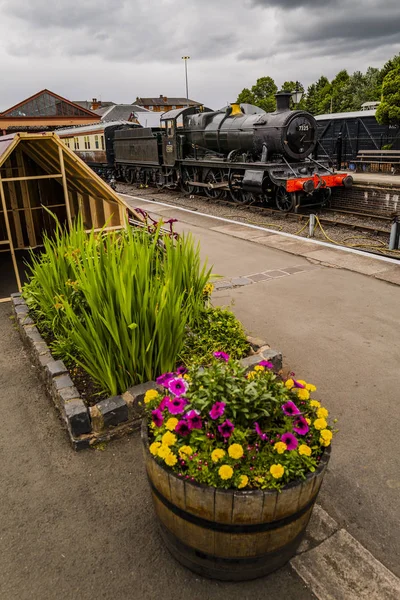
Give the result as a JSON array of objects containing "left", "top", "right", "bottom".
[{"left": 0, "top": 132, "right": 140, "bottom": 299}]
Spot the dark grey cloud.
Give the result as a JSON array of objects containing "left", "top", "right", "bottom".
[{"left": 251, "top": 0, "right": 338, "bottom": 8}]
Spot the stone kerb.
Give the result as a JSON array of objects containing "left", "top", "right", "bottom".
[{"left": 11, "top": 294, "right": 282, "bottom": 450}]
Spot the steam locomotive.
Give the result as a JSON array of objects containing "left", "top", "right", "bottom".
[{"left": 59, "top": 92, "right": 353, "bottom": 212}]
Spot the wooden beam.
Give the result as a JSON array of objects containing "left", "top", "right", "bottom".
[
  {"left": 4, "top": 158, "right": 24, "bottom": 248},
  {"left": 15, "top": 149, "right": 36, "bottom": 247},
  {"left": 58, "top": 145, "right": 72, "bottom": 227},
  {"left": 0, "top": 176, "right": 22, "bottom": 292},
  {"left": 0, "top": 174, "right": 62, "bottom": 183}
]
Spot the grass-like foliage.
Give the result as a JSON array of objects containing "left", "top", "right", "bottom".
[{"left": 23, "top": 216, "right": 212, "bottom": 396}]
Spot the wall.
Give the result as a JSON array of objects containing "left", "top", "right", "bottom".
[{"left": 331, "top": 184, "right": 400, "bottom": 216}]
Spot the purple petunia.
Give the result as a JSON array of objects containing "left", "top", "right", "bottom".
[
  {"left": 254, "top": 422, "right": 268, "bottom": 441},
  {"left": 282, "top": 400, "right": 301, "bottom": 416},
  {"left": 151, "top": 409, "right": 164, "bottom": 428},
  {"left": 156, "top": 372, "right": 175, "bottom": 388},
  {"left": 293, "top": 416, "right": 309, "bottom": 436},
  {"left": 176, "top": 366, "right": 188, "bottom": 375},
  {"left": 168, "top": 377, "right": 189, "bottom": 397},
  {"left": 186, "top": 410, "right": 202, "bottom": 430},
  {"left": 293, "top": 379, "right": 305, "bottom": 389},
  {"left": 209, "top": 401, "right": 226, "bottom": 420},
  {"left": 218, "top": 419, "right": 235, "bottom": 438},
  {"left": 158, "top": 396, "right": 170, "bottom": 411},
  {"left": 259, "top": 360, "right": 274, "bottom": 369},
  {"left": 175, "top": 420, "right": 191, "bottom": 436},
  {"left": 281, "top": 432, "right": 299, "bottom": 451},
  {"left": 167, "top": 397, "right": 188, "bottom": 415},
  {"left": 213, "top": 352, "right": 230, "bottom": 362}
]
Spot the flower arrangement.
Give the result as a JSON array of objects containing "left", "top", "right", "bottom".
[{"left": 143, "top": 354, "right": 335, "bottom": 491}]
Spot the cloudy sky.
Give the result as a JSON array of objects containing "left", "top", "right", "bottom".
[{"left": 0, "top": 0, "right": 399, "bottom": 111}]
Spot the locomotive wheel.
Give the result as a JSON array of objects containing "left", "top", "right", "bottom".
[
  {"left": 275, "top": 187, "right": 296, "bottom": 212},
  {"left": 125, "top": 169, "right": 135, "bottom": 184},
  {"left": 181, "top": 167, "right": 198, "bottom": 194},
  {"left": 204, "top": 169, "right": 225, "bottom": 199}
]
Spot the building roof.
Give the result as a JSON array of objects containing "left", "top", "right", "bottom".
[
  {"left": 55, "top": 121, "right": 139, "bottom": 136},
  {"left": 0, "top": 89, "right": 98, "bottom": 119},
  {"left": 135, "top": 96, "right": 202, "bottom": 107},
  {"left": 74, "top": 100, "right": 115, "bottom": 110},
  {"left": 315, "top": 109, "right": 376, "bottom": 121}
]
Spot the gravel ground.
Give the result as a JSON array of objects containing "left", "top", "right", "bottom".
[{"left": 117, "top": 183, "right": 397, "bottom": 258}]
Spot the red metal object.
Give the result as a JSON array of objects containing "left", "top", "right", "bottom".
[{"left": 286, "top": 173, "right": 349, "bottom": 193}]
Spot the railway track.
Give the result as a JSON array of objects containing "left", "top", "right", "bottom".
[{"left": 117, "top": 183, "right": 399, "bottom": 259}]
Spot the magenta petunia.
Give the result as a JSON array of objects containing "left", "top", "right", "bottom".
[
  {"left": 282, "top": 400, "right": 301, "bottom": 416},
  {"left": 218, "top": 419, "right": 235, "bottom": 438},
  {"left": 151, "top": 409, "right": 164, "bottom": 428},
  {"left": 167, "top": 397, "right": 188, "bottom": 415},
  {"left": 254, "top": 422, "right": 268, "bottom": 441},
  {"left": 213, "top": 351, "right": 230, "bottom": 362},
  {"left": 168, "top": 377, "right": 189, "bottom": 397},
  {"left": 176, "top": 366, "right": 188, "bottom": 375},
  {"left": 259, "top": 360, "right": 274, "bottom": 369},
  {"left": 293, "top": 416, "right": 309, "bottom": 436},
  {"left": 293, "top": 378, "right": 305, "bottom": 389},
  {"left": 156, "top": 372, "right": 175, "bottom": 388},
  {"left": 175, "top": 420, "right": 191, "bottom": 436},
  {"left": 186, "top": 410, "right": 202, "bottom": 430},
  {"left": 158, "top": 396, "right": 170, "bottom": 411},
  {"left": 281, "top": 432, "right": 298, "bottom": 451},
  {"left": 209, "top": 401, "right": 226, "bottom": 420}
]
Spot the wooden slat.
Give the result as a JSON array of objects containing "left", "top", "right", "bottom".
[
  {"left": 15, "top": 149, "right": 36, "bottom": 247},
  {"left": 0, "top": 174, "right": 62, "bottom": 183},
  {"left": 58, "top": 145, "right": 72, "bottom": 227},
  {"left": 88, "top": 195, "right": 101, "bottom": 229},
  {"left": 4, "top": 158, "right": 24, "bottom": 248},
  {"left": 0, "top": 176, "right": 22, "bottom": 292}
]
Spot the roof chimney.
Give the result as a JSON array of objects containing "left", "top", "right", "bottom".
[{"left": 91, "top": 97, "right": 101, "bottom": 110}]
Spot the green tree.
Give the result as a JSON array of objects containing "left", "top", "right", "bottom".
[
  {"left": 376, "top": 65, "right": 400, "bottom": 124},
  {"left": 237, "top": 76, "right": 277, "bottom": 112},
  {"left": 305, "top": 76, "right": 331, "bottom": 115}
]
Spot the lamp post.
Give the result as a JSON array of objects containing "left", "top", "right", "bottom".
[
  {"left": 291, "top": 81, "right": 303, "bottom": 107},
  {"left": 182, "top": 56, "right": 190, "bottom": 106}
]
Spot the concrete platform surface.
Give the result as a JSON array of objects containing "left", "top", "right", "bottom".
[
  {"left": 352, "top": 172, "right": 400, "bottom": 187},
  {"left": 122, "top": 195, "right": 400, "bottom": 580}
]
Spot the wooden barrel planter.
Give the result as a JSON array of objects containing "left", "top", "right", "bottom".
[{"left": 142, "top": 421, "right": 330, "bottom": 581}]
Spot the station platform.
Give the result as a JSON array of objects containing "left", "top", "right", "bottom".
[
  {"left": 351, "top": 172, "right": 400, "bottom": 187},
  {"left": 121, "top": 193, "right": 400, "bottom": 582}
]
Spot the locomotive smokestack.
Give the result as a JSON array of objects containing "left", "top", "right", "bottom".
[{"left": 275, "top": 91, "right": 292, "bottom": 112}]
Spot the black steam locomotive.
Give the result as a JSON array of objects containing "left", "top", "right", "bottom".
[{"left": 59, "top": 92, "right": 353, "bottom": 212}]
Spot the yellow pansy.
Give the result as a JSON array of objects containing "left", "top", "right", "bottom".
[
  {"left": 306, "top": 383, "right": 317, "bottom": 392},
  {"left": 298, "top": 444, "right": 312, "bottom": 457},
  {"left": 320, "top": 429, "right": 333, "bottom": 443},
  {"left": 178, "top": 445, "right": 193, "bottom": 458},
  {"left": 296, "top": 380, "right": 307, "bottom": 386},
  {"left": 149, "top": 442, "right": 161, "bottom": 456},
  {"left": 144, "top": 389, "right": 159, "bottom": 404},
  {"left": 310, "top": 400, "right": 321, "bottom": 408},
  {"left": 317, "top": 407, "right": 329, "bottom": 419},
  {"left": 164, "top": 452, "right": 178, "bottom": 466},
  {"left": 238, "top": 475, "right": 249, "bottom": 489},
  {"left": 219, "top": 465, "right": 234, "bottom": 480},
  {"left": 270, "top": 464, "right": 285, "bottom": 479},
  {"left": 285, "top": 379, "right": 294, "bottom": 390},
  {"left": 157, "top": 444, "right": 172, "bottom": 459},
  {"left": 211, "top": 448, "right": 226, "bottom": 463},
  {"left": 165, "top": 417, "right": 178, "bottom": 431},
  {"left": 274, "top": 442, "right": 287, "bottom": 454},
  {"left": 228, "top": 443, "right": 244, "bottom": 459},
  {"left": 254, "top": 365, "right": 264, "bottom": 372},
  {"left": 314, "top": 418, "right": 328, "bottom": 430},
  {"left": 162, "top": 431, "right": 177, "bottom": 446}
]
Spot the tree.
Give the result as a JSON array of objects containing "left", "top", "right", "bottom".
[
  {"left": 281, "top": 81, "right": 306, "bottom": 109},
  {"left": 237, "top": 76, "right": 277, "bottom": 112},
  {"left": 376, "top": 65, "right": 400, "bottom": 124},
  {"left": 304, "top": 76, "right": 331, "bottom": 115}
]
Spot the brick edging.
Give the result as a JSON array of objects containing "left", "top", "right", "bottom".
[{"left": 11, "top": 294, "right": 282, "bottom": 450}]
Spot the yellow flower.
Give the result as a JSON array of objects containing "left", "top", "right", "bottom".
[
  {"left": 296, "top": 380, "right": 307, "bottom": 386},
  {"left": 228, "top": 443, "right": 244, "bottom": 459},
  {"left": 320, "top": 429, "right": 333, "bottom": 443},
  {"left": 162, "top": 431, "right": 177, "bottom": 446},
  {"left": 285, "top": 378, "right": 294, "bottom": 390},
  {"left": 317, "top": 407, "right": 329, "bottom": 419},
  {"left": 219, "top": 465, "right": 234, "bottom": 480},
  {"left": 247, "top": 371, "right": 256, "bottom": 380},
  {"left": 296, "top": 388, "right": 310, "bottom": 401},
  {"left": 211, "top": 448, "right": 226, "bottom": 463},
  {"left": 310, "top": 400, "right": 321, "bottom": 408},
  {"left": 144, "top": 389, "right": 159, "bottom": 404},
  {"left": 306, "top": 383, "right": 317, "bottom": 392},
  {"left": 314, "top": 418, "right": 328, "bottom": 430},
  {"left": 179, "top": 445, "right": 192, "bottom": 458},
  {"left": 274, "top": 442, "right": 287, "bottom": 454},
  {"left": 254, "top": 365, "right": 264, "bottom": 371},
  {"left": 320, "top": 437, "right": 331, "bottom": 447},
  {"left": 149, "top": 442, "right": 161, "bottom": 456},
  {"left": 203, "top": 283, "right": 214, "bottom": 295},
  {"left": 164, "top": 452, "right": 178, "bottom": 466},
  {"left": 157, "top": 444, "right": 172, "bottom": 459},
  {"left": 305, "top": 418, "right": 311, "bottom": 425},
  {"left": 183, "top": 374, "right": 191, "bottom": 381},
  {"left": 165, "top": 418, "right": 178, "bottom": 431},
  {"left": 238, "top": 475, "right": 249, "bottom": 489},
  {"left": 298, "top": 444, "right": 312, "bottom": 457},
  {"left": 270, "top": 464, "right": 285, "bottom": 479}
]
